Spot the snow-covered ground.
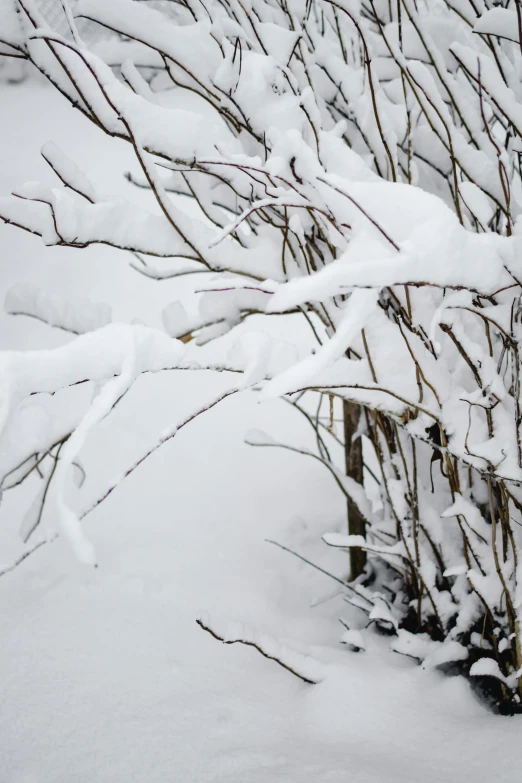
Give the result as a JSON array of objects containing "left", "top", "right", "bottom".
[{"left": 1, "top": 80, "right": 521, "bottom": 783}]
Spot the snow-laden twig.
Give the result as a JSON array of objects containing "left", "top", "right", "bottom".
[{"left": 196, "top": 613, "right": 326, "bottom": 684}]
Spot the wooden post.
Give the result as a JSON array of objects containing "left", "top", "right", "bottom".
[{"left": 343, "top": 400, "right": 366, "bottom": 579}]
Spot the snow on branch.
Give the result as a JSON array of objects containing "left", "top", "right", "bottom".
[
  {"left": 196, "top": 613, "right": 326, "bottom": 684},
  {"left": 5, "top": 282, "right": 112, "bottom": 335}
]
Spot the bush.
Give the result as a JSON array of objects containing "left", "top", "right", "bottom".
[{"left": 3, "top": 0, "right": 522, "bottom": 711}]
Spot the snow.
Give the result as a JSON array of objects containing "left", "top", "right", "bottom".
[
  {"left": 264, "top": 289, "right": 379, "bottom": 395},
  {"left": 41, "top": 140, "right": 97, "bottom": 203},
  {"left": 5, "top": 281, "right": 111, "bottom": 334},
  {"left": 474, "top": 9, "right": 519, "bottom": 44},
  {"left": 470, "top": 658, "right": 512, "bottom": 687},
  {"left": 196, "top": 612, "right": 328, "bottom": 684},
  {"left": 0, "top": 0, "right": 23, "bottom": 51},
  {"left": 1, "top": 71, "right": 522, "bottom": 783},
  {"left": 340, "top": 627, "right": 365, "bottom": 651},
  {"left": 459, "top": 181, "right": 495, "bottom": 227}
]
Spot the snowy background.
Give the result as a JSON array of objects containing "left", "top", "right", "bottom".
[{"left": 0, "top": 76, "right": 521, "bottom": 783}]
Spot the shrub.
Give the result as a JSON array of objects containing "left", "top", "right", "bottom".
[{"left": 3, "top": 0, "right": 522, "bottom": 711}]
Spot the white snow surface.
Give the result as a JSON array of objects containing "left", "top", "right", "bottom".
[{"left": 0, "top": 82, "right": 521, "bottom": 783}]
